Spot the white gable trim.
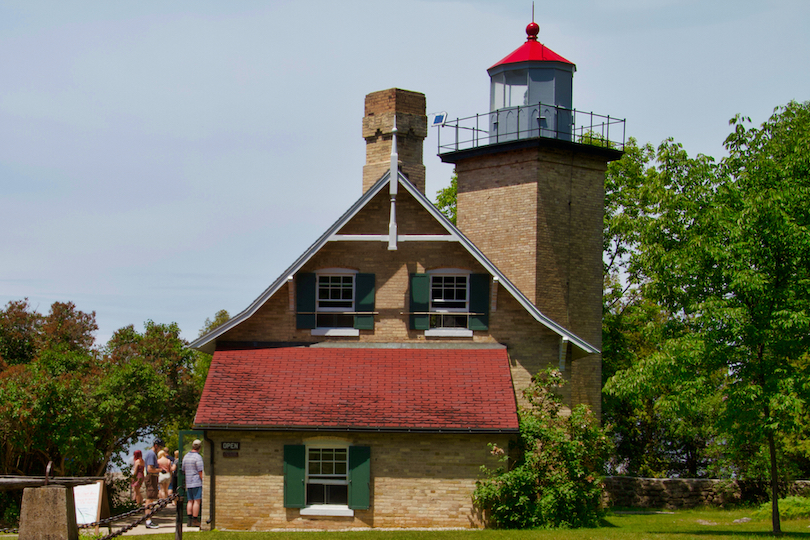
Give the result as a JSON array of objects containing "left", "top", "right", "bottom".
[{"left": 189, "top": 171, "right": 599, "bottom": 356}]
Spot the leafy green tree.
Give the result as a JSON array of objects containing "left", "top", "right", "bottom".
[
  {"left": 434, "top": 172, "right": 457, "bottom": 225},
  {"left": 162, "top": 309, "right": 230, "bottom": 453},
  {"left": 0, "top": 299, "right": 42, "bottom": 368},
  {"left": 637, "top": 101, "right": 810, "bottom": 534},
  {"left": 200, "top": 309, "right": 230, "bottom": 336},
  {"left": 602, "top": 139, "right": 722, "bottom": 478},
  {"left": 194, "top": 309, "right": 229, "bottom": 389},
  {"left": 0, "top": 301, "right": 200, "bottom": 478},
  {"left": 474, "top": 369, "right": 611, "bottom": 529}
]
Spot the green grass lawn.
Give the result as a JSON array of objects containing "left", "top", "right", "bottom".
[{"left": 121, "top": 507, "right": 810, "bottom": 540}]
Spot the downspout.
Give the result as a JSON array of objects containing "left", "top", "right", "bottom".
[
  {"left": 559, "top": 336, "right": 569, "bottom": 372},
  {"left": 204, "top": 431, "right": 215, "bottom": 528}
]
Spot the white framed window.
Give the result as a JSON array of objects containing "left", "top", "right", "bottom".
[
  {"left": 284, "top": 443, "right": 370, "bottom": 515},
  {"left": 427, "top": 269, "right": 472, "bottom": 336},
  {"left": 296, "top": 270, "right": 375, "bottom": 335},
  {"left": 299, "top": 445, "right": 353, "bottom": 516},
  {"left": 306, "top": 446, "right": 348, "bottom": 505},
  {"left": 313, "top": 269, "right": 358, "bottom": 335}
]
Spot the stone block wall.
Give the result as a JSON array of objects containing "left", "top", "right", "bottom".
[{"left": 603, "top": 476, "right": 810, "bottom": 509}]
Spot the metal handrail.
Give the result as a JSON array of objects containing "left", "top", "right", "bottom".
[{"left": 436, "top": 103, "right": 625, "bottom": 154}]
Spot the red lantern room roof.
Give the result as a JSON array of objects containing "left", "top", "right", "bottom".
[{"left": 489, "top": 22, "right": 575, "bottom": 70}]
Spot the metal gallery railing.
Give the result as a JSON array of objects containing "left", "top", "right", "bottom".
[{"left": 436, "top": 103, "right": 625, "bottom": 154}]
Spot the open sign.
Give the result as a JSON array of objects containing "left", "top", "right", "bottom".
[{"left": 221, "top": 442, "right": 240, "bottom": 450}]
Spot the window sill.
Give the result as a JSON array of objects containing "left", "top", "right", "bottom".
[
  {"left": 300, "top": 505, "right": 355, "bottom": 517},
  {"left": 311, "top": 328, "right": 360, "bottom": 336},
  {"left": 424, "top": 328, "right": 473, "bottom": 337}
]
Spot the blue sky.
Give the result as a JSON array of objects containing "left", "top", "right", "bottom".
[{"left": 2, "top": 0, "right": 809, "bottom": 345}]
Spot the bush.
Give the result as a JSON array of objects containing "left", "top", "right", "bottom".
[
  {"left": 0, "top": 491, "right": 21, "bottom": 528},
  {"left": 473, "top": 369, "right": 612, "bottom": 529},
  {"left": 753, "top": 496, "right": 810, "bottom": 520}
]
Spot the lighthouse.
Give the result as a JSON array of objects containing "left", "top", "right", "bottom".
[{"left": 439, "top": 21, "right": 624, "bottom": 416}]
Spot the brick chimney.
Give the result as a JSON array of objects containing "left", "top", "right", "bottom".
[{"left": 362, "top": 89, "right": 427, "bottom": 193}]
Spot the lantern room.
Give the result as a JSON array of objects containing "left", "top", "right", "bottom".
[{"left": 487, "top": 21, "right": 575, "bottom": 141}]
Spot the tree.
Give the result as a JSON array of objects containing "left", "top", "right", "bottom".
[
  {"left": 637, "top": 102, "right": 810, "bottom": 534},
  {"left": 162, "top": 309, "right": 231, "bottom": 453},
  {"left": 195, "top": 309, "right": 230, "bottom": 389},
  {"left": 0, "top": 299, "right": 42, "bottom": 368},
  {"left": 434, "top": 173, "right": 457, "bottom": 225},
  {"left": 200, "top": 309, "right": 230, "bottom": 337},
  {"left": 602, "top": 139, "right": 723, "bottom": 478},
  {"left": 0, "top": 301, "right": 200, "bottom": 477},
  {"left": 474, "top": 369, "right": 611, "bottom": 529}
]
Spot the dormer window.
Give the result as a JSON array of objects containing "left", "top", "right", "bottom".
[{"left": 296, "top": 270, "right": 375, "bottom": 336}]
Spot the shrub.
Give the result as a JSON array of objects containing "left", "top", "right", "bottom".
[
  {"left": 0, "top": 491, "right": 21, "bottom": 528},
  {"left": 753, "top": 496, "right": 810, "bottom": 521},
  {"left": 474, "top": 369, "right": 612, "bottom": 529}
]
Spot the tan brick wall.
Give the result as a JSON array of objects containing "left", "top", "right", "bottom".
[
  {"left": 454, "top": 142, "right": 610, "bottom": 417},
  {"left": 200, "top": 431, "right": 510, "bottom": 530},
  {"left": 362, "top": 89, "right": 427, "bottom": 194},
  {"left": 338, "top": 188, "right": 447, "bottom": 236}
]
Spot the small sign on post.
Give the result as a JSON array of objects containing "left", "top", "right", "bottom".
[{"left": 73, "top": 480, "right": 109, "bottom": 535}]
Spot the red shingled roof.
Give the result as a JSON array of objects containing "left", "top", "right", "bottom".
[
  {"left": 195, "top": 346, "right": 519, "bottom": 432},
  {"left": 489, "top": 22, "right": 574, "bottom": 70}
]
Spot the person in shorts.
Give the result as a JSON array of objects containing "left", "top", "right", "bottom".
[
  {"left": 182, "top": 439, "right": 204, "bottom": 528},
  {"left": 143, "top": 438, "right": 163, "bottom": 529}
]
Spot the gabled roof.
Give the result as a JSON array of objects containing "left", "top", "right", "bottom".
[
  {"left": 189, "top": 171, "right": 599, "bottom": 355},
  {"left": 194, "top": 344, "right": 518, "bottom": 433}
]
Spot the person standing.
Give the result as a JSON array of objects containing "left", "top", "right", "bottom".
[
  {"left": 130, "top": 450, "right": 145, "bottom": 506},
  {"left": 169, "top": 449, "right": 180, "bottom": 499},
  {"left": 143, "top": 438, "right": 163, "bottom": 530},
  {"left": 157, "top": 449, "right": 174, "bottom": 499},
  {"left": 182, "top": 439, "right": 204, "bottom": 528}
]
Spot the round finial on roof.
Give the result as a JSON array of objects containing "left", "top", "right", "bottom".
[{"left": 526, "top": 22, "right": 539, "bottom": 41}]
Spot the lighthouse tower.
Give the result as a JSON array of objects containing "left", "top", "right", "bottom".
[{"left": 439, "top": 22, "right": 623, "bottom": 416}]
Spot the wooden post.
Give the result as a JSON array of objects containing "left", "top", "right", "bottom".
[{"left": 175, "top": 496, "right": 184, "bottom": 540}]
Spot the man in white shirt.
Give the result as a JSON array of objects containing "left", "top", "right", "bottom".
[{"left": 182, "top": 439, "right": 204, "bottom": 528}]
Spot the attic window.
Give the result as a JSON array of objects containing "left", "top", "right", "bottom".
[
  {"left": 317, "top": 273, "right": 355, "bottom": 329},
  {"left": 296, "top": 270, "right": 375, "bottom": 335},
  {"left": 429, "top": 274, "right": 469, "bottom": 329},
  {"left": 409, "top": 270, "right": 490, "bottom": 336}
]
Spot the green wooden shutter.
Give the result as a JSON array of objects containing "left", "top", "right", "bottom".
[
  {"left": 409, "top": 274, "right": 430, "bottom": 330},
  {"left": 283, "top": 445, "right": 306, "bottom": 508},
  {"left": 348, "top": 446, "right": 371, "bottom": 510},
  {"left": 354, "top": 273, "right": 375, "bottom": 330},
  {"left": 469, "top": 273, "right": 490, "bottom": 330},
  {"left": 296, "top": 273, "right": 316, "bottom": 329}
]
